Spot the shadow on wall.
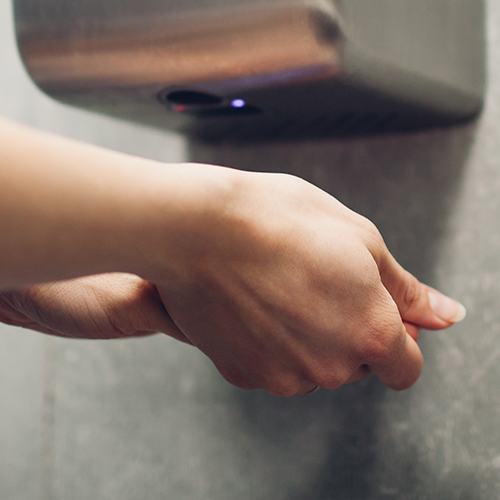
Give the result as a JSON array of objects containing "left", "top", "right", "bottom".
[
  {"left": 189, "top": 124, "right": 476, "bottom": 281},
  {"left": 189, "top": 123, "right": 476, "bottom": 500}
]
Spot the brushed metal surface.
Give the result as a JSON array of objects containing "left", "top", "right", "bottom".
[
  {"left": 14, "top": 0, "right": 486, "bottom": 141},
  {"left": 17, "top": 3, "right": 341, "bottom": 90}
]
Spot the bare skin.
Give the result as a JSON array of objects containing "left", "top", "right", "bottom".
[{"left": 0, "top": 119, "right": 465, "bottom": 396}]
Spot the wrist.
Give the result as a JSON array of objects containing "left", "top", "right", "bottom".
[
  {"left": 116, "top": 161, "right": 247, "bottom": 284},
  {"left": 0, "top": 118, "right": 249, "bottom": 288}
]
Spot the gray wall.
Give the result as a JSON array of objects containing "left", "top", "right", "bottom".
[{"left": 1, "top": 1, "right": 500, "bottom": 499}]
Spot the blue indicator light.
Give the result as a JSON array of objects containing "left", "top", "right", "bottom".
[{"left": 231, "top": 99, "right": 246, "bottom": 108}]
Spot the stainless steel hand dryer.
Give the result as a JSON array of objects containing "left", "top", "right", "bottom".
[{"left": 14, "top": 0, "right": 486, "bottom": 141}]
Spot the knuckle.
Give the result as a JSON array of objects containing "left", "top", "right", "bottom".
[
  {"left": 218, "top": 366, "right": 256, "bottom": 391},
  {"left": 355, "top": 217, "right": 389, "bottom": 265},
  {"left": 394, "top": 376, "right": 420, "bottom": 391},
  {"left": 391, "top": 363, "right": 422, "bottom": 391},
  {"left": 357, "top": 323, "right": 404, "bottom": 363},
  {"left": 313, "top": 371, "right": 350, "bottom": 391},
  {"left": 266, "top": 375, "right": 302, "bottom": 397},
  {"left": 219, "top": 363, "right": 303, "bottom": 397},
  {"left": 303, "top": 362, "right": 353, "bottom": 391},
  {"left": 400, "top": 273, "right": 424, "bottom": 312},
  {"left": 358, "top": 217, "right": 384, "bottom": 245}
]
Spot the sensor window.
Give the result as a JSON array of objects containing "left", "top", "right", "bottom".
[{"left": 164, "top": 90, "right": 223, "bottom": 106}]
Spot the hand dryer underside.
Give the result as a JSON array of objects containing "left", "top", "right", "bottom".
[{"left": 14, "top": 0, "right": 486, "bottom": 142}]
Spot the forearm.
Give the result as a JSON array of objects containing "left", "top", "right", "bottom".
[
  {"left": 0, "top": 118, "right": 466, "bottom": 394},
  {"left": 0, "top": 118, "right": 226, "bottom": 288}
]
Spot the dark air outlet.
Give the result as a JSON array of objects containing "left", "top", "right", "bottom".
[{"left": 162, "top": 90, "right": 223, "bottom": 106}]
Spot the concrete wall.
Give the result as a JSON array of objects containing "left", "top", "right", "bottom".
[{"left": 1, "top": 1, "right": 500, "bottom": 499}]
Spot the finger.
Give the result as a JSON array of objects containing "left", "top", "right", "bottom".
[
  {"left": 368, "top": 328, "right": 423, "bottom": 391},
  {"left": 134, "top": 282, "right": 193, "bottom": 345},
  {"left": 0, "top": 312, "right": 71, "bottom": 337},
  {"left": 157, "top": 320, "right": 194, "bottom": 345},
  {"left": 378, "top": 252, "right": 466, "bottom": 330},
  {"left": 298, "top": 385, "right": 321, "bottom": 395},
  {"left": 345, "top": 365, "right": 373, "bottom": 385},
  {"left": 404, "top": 321, "right": 420, "bottom": 342},
  {"left": 145, "top": 286, "right": 193, "bottom": 345}
]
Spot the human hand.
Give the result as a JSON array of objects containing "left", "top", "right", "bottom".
[
  {"left": 0, "top": 151, "right": 465, "bottom": 397},
  {"left": 0, "top": 273, "right": 189, "bottom": 343},
  {"left": 144, "top": 167, "right": 465, "bottom": 396}
]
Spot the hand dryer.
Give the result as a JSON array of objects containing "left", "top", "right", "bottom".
[{"left": 14, "top": 0, "right": 486, "bottom": 141}]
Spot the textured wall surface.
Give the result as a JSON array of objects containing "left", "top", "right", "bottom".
[{"left": 1, "top": 1, "right": 500, "bottom": 499}]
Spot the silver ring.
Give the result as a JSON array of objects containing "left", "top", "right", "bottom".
[{"left": 305, "top": 386, "right": 320, "bottom": 395}]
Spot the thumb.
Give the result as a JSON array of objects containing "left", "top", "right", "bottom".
[{"left": 379, "top": 253, "right": 466, "bottom": 330}]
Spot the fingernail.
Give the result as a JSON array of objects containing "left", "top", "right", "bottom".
[{"left": 428, "top": 291, "right": 467, "bottom": 323}]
